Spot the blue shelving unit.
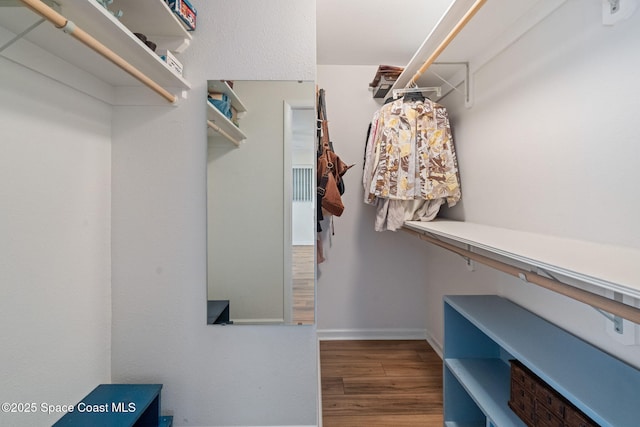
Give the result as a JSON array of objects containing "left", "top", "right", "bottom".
[
  {"left": 444, "top": 295, "right": 640, "bottom": 427},
  {"left": 53, "top": 384, "right": 172, "bottom": 427}
]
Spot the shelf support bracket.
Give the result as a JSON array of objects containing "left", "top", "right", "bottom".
[
  {"left": 464, "top": 244, "right": 475, "bottom": 271},
  {"left": 609, "top": 0, "right": 620, "bottom": 13},
  {"left": 0, "top": 17, "right": 45, "bottom": 53},
  {"left": 0, "top": 1, "right": 58, "bottom": 53},
  {"left": 613, "top": 292, "right": 626, "bottom": 334},
  {"left": 431, "top": 61, "right": 473, "bottom": 107},
  {"left": 536, "top": 266, "right": 624, "bottom": 334},
  {"left": 603, "top": 0, "right": 637, "bottom": 24}
]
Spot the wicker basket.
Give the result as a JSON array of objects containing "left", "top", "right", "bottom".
[{"left": 508, "top": 360, "right": 599, "bottom": 427}]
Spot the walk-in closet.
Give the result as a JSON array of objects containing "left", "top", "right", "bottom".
[{"left": 1, "top": 0, "right": 639, "bottom": 426}]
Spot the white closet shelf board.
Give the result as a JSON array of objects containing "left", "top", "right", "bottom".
[
  {"left": 111, "top": 0, "right": 192, "bottom": 51},
  {"left": 0, "top": 0, "right": 190, "bottom": 104},
  {"left": 207, "top": 102, "right": 247, "bottom": 144},
  {"left": 207, "top": 81, "right": 248, "bottom": 113},
  {"left": 404, "top": 220, "right": 640, "bottom": 299},
  {"left": 392, "top": 0, "right": 567, "bottom": 90}
]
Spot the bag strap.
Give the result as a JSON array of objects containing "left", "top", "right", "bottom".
[{"left": 317, "top": 173, "right": 329, "bottom": 196}]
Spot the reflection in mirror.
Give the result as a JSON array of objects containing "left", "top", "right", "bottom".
[{"left": 206, "top": 80, "right": 316, "bottom": 325}]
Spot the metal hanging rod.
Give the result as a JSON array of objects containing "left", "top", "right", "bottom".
[
  {"left": 408, "top": 0, "right": 488, "bottom": 87},
  {"left": 16, "top": 0, "right": 177, "bottom": 104},
  {"left": 207, "top": 120, "right": 241, "bottom": 146},
  {"left": 402, "top": 227, "right": 640, "bottom": 325}
]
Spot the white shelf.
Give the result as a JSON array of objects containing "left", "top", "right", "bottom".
[
  {"left": 392, "top": 0, "right": 567, "bottom": 99},
  {"left": 445, "top": 358, "right": 527, "bottom": 427},
  {"left": 404, "top": 219, "right": 640, "bottom": 300},
  {"left": 207, "top": 80, "right": 247, "bottom": 113},
  {"left": 111, "top": 0, "right": 192, "bottom": 52},
  {"left": 207, "top": 101, "right": 247, "bottom": 145},
  {"left": 0, "top": 0, "right": 191, "bottom": 104}
]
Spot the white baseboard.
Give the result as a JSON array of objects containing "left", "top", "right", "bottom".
[
  {"left": 425, "top": 331, "right": 444, "bottom": 359},
  {"left": 316, "top": 337, "right": 323, "bottom": 427},
  {"left": 317, "top": 328, "right": 427, "bottom": 341},
  {"left": 230, "top": 318, "right": 285, "bottom": 325}
]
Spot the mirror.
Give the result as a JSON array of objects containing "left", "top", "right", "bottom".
[{"left": 206, "top": 80, "right": 316, "bottom": 325}]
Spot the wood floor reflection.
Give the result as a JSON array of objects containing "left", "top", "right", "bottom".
[{"left": 292, "top": 245, "right": 315, "bottom": 325}]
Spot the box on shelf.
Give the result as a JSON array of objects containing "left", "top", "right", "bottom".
[
  {"left": 168, "top": 0, "right": 197, "bottom": 31},
  {"left": 157, "top": 49, "right": 183, "bottom": 76},
  {"left": 369, "top": 65, "right": 404, "bottom": 99}
]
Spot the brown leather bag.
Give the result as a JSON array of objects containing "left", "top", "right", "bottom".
[
  {"left": 319, "top": 166, "right": 344, "bottom": 216},
  {"left": 317, "top": 120, "right": 353, "bottom": 217}
]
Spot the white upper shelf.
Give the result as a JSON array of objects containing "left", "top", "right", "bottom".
[
  {"left": 393, "top": 0, "right": 567, "bottom": 89},
  {"left": 403, "top": 220, "right": 640, "bottom": 300},
  {"left": 111, "top": 0, "right": 192, "bottom": 46},
  {"left": 207, "top": 101, "right": 247, "bottom": 146},
  {"left": 0, "top": 0, "right": 190, "bottom": 104}
]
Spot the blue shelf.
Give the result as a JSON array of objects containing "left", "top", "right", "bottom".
[
  {"left": 445, "top": 358, "right": 526, "bottom": 427},
  {"left": 53, "top": 384, "right": 166, "bottom": 427},
  {"left": 444, "top": 295, "right": 640, "bottom": 427}
]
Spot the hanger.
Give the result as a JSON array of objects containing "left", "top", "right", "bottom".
[{"left": 392, "top": 86, "right": 442, "bottom": 102}]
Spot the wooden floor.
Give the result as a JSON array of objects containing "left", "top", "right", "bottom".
[
  {"left": 320, "top": 340, "right": 443, "bottom": 427},
  {"left": 292, "top": 245, "right": 315, "bottom": 325}
]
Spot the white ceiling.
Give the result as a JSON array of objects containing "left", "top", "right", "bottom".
[{"left": 316, "top": 0, "right": 454, "bottom": 66}]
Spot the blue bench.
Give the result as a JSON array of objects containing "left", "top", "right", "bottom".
[{"left": 53, "top": 384, "right": 172, "bottom": 426}]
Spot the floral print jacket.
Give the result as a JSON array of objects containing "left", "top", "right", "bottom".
[{"left": 364, "top": 97, "right": 461, "bottom": 208}]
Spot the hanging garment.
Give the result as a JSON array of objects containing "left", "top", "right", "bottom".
[
  {"left": 363, "top": 97, "right": 461, "bottom": 231},
  {"left": 373, "top": 199, "right": 444, "bottom": 232}
]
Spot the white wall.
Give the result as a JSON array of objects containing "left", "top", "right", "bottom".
[
  {"left": 316, "top": 65, "right": 431, "bottom": 339},
  {"left": 424, "top": 0, "right": 640, "bottom": 367},
  {"left": 445, "top": 0, "right": 640, "bottom": 247},
  {"left": 0, "top": 55, "right": 112, "bottom": 425},
  {"left": 111, "top": 1, "right": 318, "bottom": 426}
]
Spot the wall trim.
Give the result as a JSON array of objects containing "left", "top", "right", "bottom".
[
  {"left": 231, "top": 318, "right": 285, "bottom": 325},
  {"left": 316, "top": 336, "right": 323, "bottom": 427},
  {"left": 189, "top": 425, "right": 316, "bottom": 427},
  {"left": 317, "top": 328, "right": 427, "bottom": 341},
  {"left": 425, "top": 330, "right": 444, "bottom": 359}
]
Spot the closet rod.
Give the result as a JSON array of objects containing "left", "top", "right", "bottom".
[
  {"left": 402, "top": 227, "right": 640, "bottom": 325},
  {"left": 18, "top": 0, "right": 177, "bottom": 104},
  {"left": 207, "top": 120, "right": 241, "bottom": 146},
  {"left": 408, "top": 0, "right": 487, "bottom": 87}
]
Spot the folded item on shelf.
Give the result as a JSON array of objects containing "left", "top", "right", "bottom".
[
  {"left": 157, "top": 49, "right": 183, "bottom": 75},
  {"left": 369, "top": 65, "right": 404, "bottom": 88},
  {"left": 168, "top": 0, "right": 197, "bottom": 31},
  {"left": 208, "top": 92, "right": 232, "bottom": 120}
]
